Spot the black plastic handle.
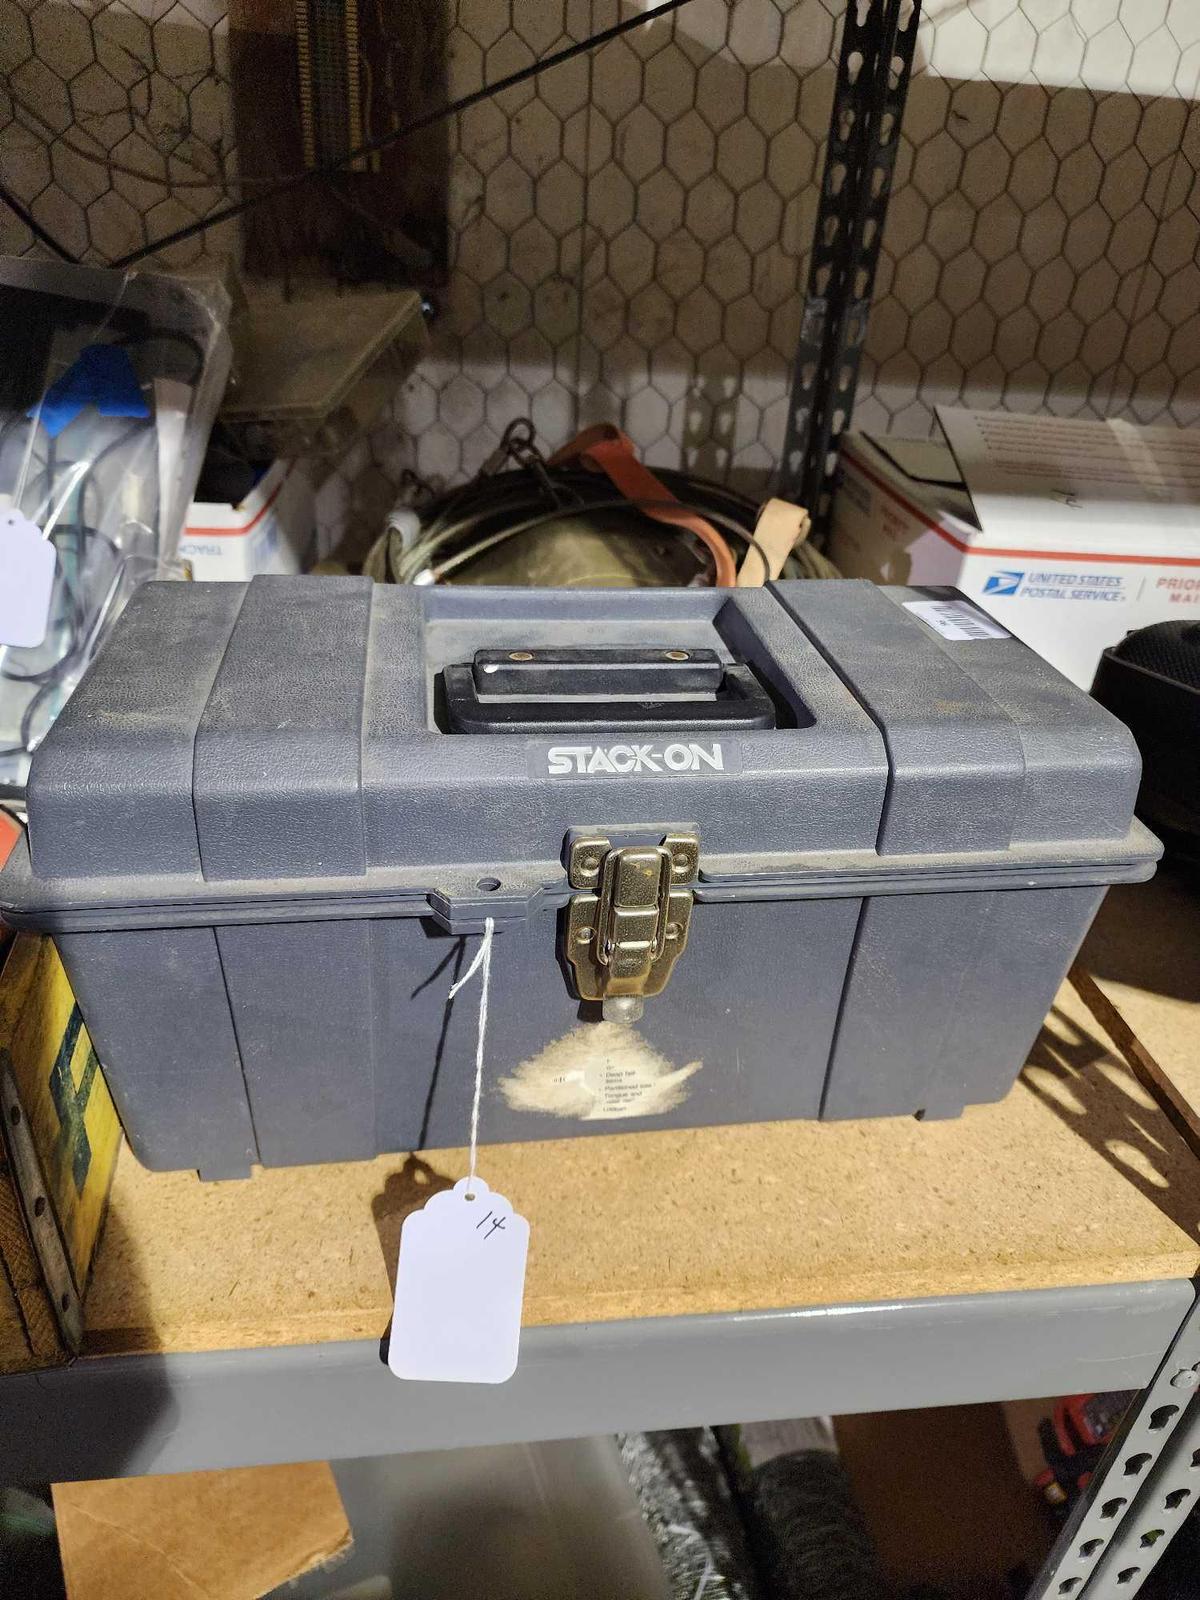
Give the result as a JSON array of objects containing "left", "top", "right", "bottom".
[
  {"left": 443, "top": 647, "right": 776, "bottom": 734},
  {"left": 472, "top": 646, "right": 724, "bottom": 696}
]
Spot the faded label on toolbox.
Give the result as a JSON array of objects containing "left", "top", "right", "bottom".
[
  {"left": 903, "top": 599, "right": 1010, "bottom": 642},
  {"left": 532, "top": 740, "right": 740, "bottom": 778},
  {"left": 500, "top": 1022, "right": 702, "bottom": 1119}
]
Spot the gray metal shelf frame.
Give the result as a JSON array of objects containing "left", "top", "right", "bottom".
[
  {"left": 6, "top": 1280, "right": 1200, "bottom": 1599},
  {"left": 0, "top": 1279, "right": 1193, "bottom": 1491}
]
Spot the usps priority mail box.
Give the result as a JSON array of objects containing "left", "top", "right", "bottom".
[{"left": 830, "top": 408, "right": 1200, "bottom": 689}]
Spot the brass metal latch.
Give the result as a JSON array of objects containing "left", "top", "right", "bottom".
[{"left": 565, "top": 831, "right": 699, "bottom": 1021}]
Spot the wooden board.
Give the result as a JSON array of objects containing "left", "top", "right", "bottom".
[
  {"left": 78, "top": 971, "right": 1200, "bottom": 1358},
  {"left": 0, "top": 1232, "right": 54, "bottom": 1374}
]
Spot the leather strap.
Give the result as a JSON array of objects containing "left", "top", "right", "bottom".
[
  {"left": 737, "top": 497, "right": 812, "bottom": 587},
  {"left": 548, "top": 425, "right": 738, "bottom": 587}
]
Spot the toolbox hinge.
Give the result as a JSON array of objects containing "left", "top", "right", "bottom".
[{"left": 565, "top": 831, "right": 699, "bottom": 1021}]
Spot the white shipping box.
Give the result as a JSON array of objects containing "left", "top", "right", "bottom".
[
  {"left": 829, "top": 408, "right": 1200, "bottom": 688},
  {"left": 180, "top": 460, "right": 315, "bottom": 581}
]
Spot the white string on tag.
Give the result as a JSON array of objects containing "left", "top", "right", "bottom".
[
  {"left": 389, "top": 915, "right": 530, "bottom": 1383},
  {"left": 447, "top": 915, "right": 494, "bottom": 1198}
]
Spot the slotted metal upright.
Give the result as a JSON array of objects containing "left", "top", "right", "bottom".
[
  {"left": 778, "top": 0, "right": 921, "bottom": 532},
  {"left": 1027, "top": 1287, "right": 1200, "bottom": 1598}
]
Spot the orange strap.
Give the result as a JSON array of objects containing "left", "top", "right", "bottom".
[{"left": 547, "top": 425, "right": 738, "bottom": 588}]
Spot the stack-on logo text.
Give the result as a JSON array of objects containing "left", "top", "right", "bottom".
[{"left": 546, "top": 742, "right": 726, "bottom": 776}]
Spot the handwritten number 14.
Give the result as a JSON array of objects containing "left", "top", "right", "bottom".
[{"left": 475, "top": 1209, "right": 507, "bottom": 1240}]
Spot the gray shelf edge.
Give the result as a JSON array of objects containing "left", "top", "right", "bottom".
[{"left": 4, "top": 1278, "right": 1193, "bottom": 1483}]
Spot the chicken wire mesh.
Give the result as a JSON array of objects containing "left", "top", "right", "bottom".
[
  {"left": 1, "top": 0, "right": 241, "bottom": 266},
  {"left": 2, "top": 0, "right": 1198, "bottom": 534}
]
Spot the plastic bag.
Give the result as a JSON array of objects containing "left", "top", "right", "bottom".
[{"left": 0, "top": 257, "right": 231, "bottom": 794}]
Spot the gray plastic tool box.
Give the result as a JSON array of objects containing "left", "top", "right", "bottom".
[{"left": 0, "top": 577, "right": 1159, "bottom": 1177}]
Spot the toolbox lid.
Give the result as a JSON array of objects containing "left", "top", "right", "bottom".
[{"left": 2, "top": 577, "right": 1158, "bottom": 932}]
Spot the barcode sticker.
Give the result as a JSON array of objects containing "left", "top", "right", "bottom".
[{"left": 903, "top": 599, "right": 1010, "bottom": 643}]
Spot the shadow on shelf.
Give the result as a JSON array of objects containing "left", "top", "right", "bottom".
[
  {"left": 371, "top": 1152, "right": 456, "bottom": 1299},
  {"left": 0, "top": 1190, "right": 175, "bottom": 1486},
  {"left": 1021, "top": 1002, "right": 1200, "bottom": 1243}
]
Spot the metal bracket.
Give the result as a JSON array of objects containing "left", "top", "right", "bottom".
[
  {"left": 565, "top": 831, "right": 699, "bottom": 1019},
  {"left": 778, "top": 0, "right": 922, "bottom": 533},
  {"left": 1027, "top": 1280, "right": 1200, "bottom": 1597},
  {"left": 1, "top": 1064, "right": 83, "bottom": 1353}
]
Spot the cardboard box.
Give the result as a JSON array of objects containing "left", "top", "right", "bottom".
[
  {"left": 0, "top": 930, "right": 121, "bottom": 1369},
  {"left": 180, "top": 459, "right": 315, "bottom": 581},
  {"left": 53, "top": 1462, "right": 352, "bottom": 1600},
  {"left": 830, "top": 408, "right": 1200, "bottom": 688}
]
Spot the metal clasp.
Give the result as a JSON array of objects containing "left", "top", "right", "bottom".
[{"left": 565, "top": 831, "right": 699, "bottom": 1019}]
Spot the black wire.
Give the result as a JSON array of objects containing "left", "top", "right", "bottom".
[
  {"left": 655, "top": 466, "right": 760, "bottom": 514},
  {"left": 0, "top": 182, "right": 79, "bottom": 263},
  {"left": 19, "top": 677, "right": 61, "bottom": 755},
  {"left": 429, "top": 494, "right": 777, "bottom": 585},
  {"left": 0, "top": 524, "right": 122, "bottom": 687},
  {"left": 420, "top": 461, "right": 762, "bottom": 528},
  {"left": 0, "top": 521, "right": 129, "bottom": 762},
  {"left": 80, "top": 419, "right": 158, "bottom": 531},
  {"left": 2, "top": 354, "right": 171, "bottom": 770},
  {"left": 108, "top": 0, "right": 697, "bottom": 271},
  {"left": 417, "top": 477, "right": 745, "bottom": 549},
  {"left": 9, "top": 542, "right": 170, "bottom": 760}
]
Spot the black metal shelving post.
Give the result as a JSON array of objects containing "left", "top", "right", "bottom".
[{"left": 779, "top": 0, "right": 922, "bottom": 533}]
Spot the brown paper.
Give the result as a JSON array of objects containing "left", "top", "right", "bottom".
[{"left": 53, "top": 1461, "right": 352, "bottom": 1600}]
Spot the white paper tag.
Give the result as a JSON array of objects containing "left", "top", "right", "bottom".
[
  {"left": 0, "top": 510, "right": 55, "bottom": 649},
  {"left": 903, "top": 598, "right": 1010, "bottom": 642},
  {"left": 388, "top": 1176, "right": 530, "bottom": 1384}
]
